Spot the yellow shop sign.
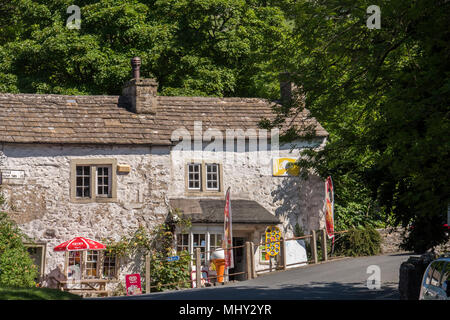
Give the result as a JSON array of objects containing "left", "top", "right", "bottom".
[{"left": 272, "top": 158, "right": 299, "bottom": 176}]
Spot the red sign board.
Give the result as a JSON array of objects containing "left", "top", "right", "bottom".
[{"left": 125, "top": 273, "right": 142, "bottom": 296}]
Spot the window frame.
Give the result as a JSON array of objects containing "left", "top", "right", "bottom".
[
  {"left": 205, "top": 163, "right": 220, "bottom": 191},
  {"left": 96, "top": 165, "right": 112, "bottom": 198},
  {"left": 185, "top": 161, "right": 223, "bottom": 196},
  {"left": 70, "top": 158, "right": 117, "bottom": 203},
  {"left": 102, "top": 252, "right": 118, "bottom": 279},
  {"left": 175, "top": 229, "right": 224, "bottom": 268},
  {"left": 187, "top": 163, "right": 202, "bottom": 190},
  {"left": 64, "top": 250, "right": 119, "bottom": 280}
]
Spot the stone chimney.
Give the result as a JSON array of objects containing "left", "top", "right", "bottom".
[{"left": 122, "top": 57, "right": 158, "bottom": 114}]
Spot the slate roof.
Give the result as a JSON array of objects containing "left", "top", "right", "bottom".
[
  {"left": 0, "top": 93, "right": 327, "bottom": 145},
  {"left": 169, "top": 198, "right": 281, "bottom": 224}
]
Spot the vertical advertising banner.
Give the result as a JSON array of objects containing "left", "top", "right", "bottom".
[
  {"left": 224, "top": 187, "right": 234, "bottom": 269},
  {"left": 325, "top": 176, "right": 335, "bottom": 241}
]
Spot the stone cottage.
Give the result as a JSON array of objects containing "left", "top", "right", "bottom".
[{"left": 0, "top": 58, "right": 328, "bottom": 287}]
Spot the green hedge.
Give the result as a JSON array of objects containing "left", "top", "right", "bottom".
[{"left": 335, "top": 226, "right": 381, "bottom": 257}]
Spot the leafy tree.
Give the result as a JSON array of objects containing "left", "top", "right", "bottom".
[
  {"left": 0, "top": 192, "right": 38, "bottom": 287},
  {"left": 0, "top": 0, "right": 293, "bottom": 97},
  {"left": 266, "top": 0, "right": 450, "bottom": 252}
]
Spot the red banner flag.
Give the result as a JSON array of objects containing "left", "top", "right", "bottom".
[
  {"left": 325, "top": 176, "right": 335, "bottom": 241},
  {"left": 224, "top": 187, "right": 234, "bottom": 269}
]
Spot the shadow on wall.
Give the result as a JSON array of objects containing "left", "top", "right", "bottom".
[
  {"left": 271, "top": 174, "right": 325, "bottom": 234},
  {"left": 271, "top": 175, "right": 301, "bottom": 232}
]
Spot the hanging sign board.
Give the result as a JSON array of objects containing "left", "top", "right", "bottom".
[
  {"left": 125, "top": 273, "right": 142, "bottom": 296},
  {"left": 265, "top": 226, "right": 282, "bottom": 256}
]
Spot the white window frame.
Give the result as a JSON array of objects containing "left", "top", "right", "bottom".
[
  {"left": 176, "top": 226, "right": 224, "bottom": 267},
  {"left": 205, "top": 163, "right": 220, "bottom": 191},
  {"left": 75, "top": 165, "right": 91, "bottom": 198},
  {"left": 96, "top": 165, "right": 112, "bottom": 198},
  {"left": 187, "top": 163, "right": 202, "bottom": 190}
]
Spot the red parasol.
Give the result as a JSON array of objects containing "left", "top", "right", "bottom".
[{"left": 53, "top": 237, "right": 106, "bottom": 252}]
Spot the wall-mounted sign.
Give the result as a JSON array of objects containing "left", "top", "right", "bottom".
[
  {"left": 166, "top": 255, "right": 180, "bottom": 262},
  {"left": 117, "top": 164, "right": 131, "bottom": 173},
  {"left": 272, "top": 158, "right": 299, "bottom": 176},
  {"left": 265, "top": 226, "right": 282, "bottom": 256},
  {"left": 1, "top": 170, "right": 25, "bottom": 179}
]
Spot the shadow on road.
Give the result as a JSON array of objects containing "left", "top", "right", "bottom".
[{"left": 122, "top": 281, "right": 399, "bottom": 300}]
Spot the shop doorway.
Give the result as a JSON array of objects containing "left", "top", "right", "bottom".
[{"left": 229, "top": 237, "right": 246, "bottom": 281}]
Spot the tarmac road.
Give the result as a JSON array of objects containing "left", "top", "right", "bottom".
[{"left": 107, "top": 253, "right": 412, "bottom": 300}]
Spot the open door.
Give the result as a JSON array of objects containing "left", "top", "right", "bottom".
[{"left": 229, "top": 237, "right": 246, "bottom": 281}]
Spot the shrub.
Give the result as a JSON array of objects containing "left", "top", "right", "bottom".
[
  {"left": 335, "top": 226, "right": 381, "bottom": 257},
  {"left": 0, "top": 200, "right": 38, "bottom": 287},
  {"left": 149, "top": 250, "right": 192, "bottom": 292},
  {"left": 0, "top": 247, "right": 38, "bottom": 287}
]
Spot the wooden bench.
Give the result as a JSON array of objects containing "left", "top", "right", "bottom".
[{"left": 58, "top": 279, "right": 114, "bottom": 297}]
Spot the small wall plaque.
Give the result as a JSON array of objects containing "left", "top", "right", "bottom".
[
  {"left": 117, "top": 164, "right": 131, "bottom": 173},
  {"left": 1, "top": 170, "right": 25, "bottom": 179}
]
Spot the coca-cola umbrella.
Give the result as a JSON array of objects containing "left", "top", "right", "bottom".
[{"left": 53, "top": 237, "right": 106, "bottom": 252}]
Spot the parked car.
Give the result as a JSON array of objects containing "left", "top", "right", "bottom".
[{"left": 419, "top": 255, "right": 450, "bottom": 300}]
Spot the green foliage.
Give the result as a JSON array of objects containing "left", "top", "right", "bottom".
[
  {"left": 0, "top": 0, "right": 293, "bottom": 98},
  {"left": 266, "top": 0, "right": 450, "bottom": 252},
  {"left": 335, "top": 226, "right": 381, "bottom": 257},
  {"left": 103, "top": 209, "right": 192, "bottom": 292},
  {"left": 0, "top": 247, "right": 39, "bottom": 288},
  {"left": 149, "top": 250, "right": 192, "bottom": 292},
  {"left": 0, "top": 193, "right": 38, "bottom": 288},
  {"left": 0, "top": 286, "right": 82, "bottom": 300}
]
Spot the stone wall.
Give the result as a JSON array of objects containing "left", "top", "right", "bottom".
[
  {"left": 169, "top": 138, "right": 327, "bottom": 237},
  {"left": 377, "top": 227, "right": 450, "bottom": 255},
  {"left": 377, "top": 227, "right": 406, "bottom": 254},
  {"left": 0, "top": 138, "right": 327, "bottom": 285},
  {"left": 0, "top": 143, "right": 171, "bottom": 279}
]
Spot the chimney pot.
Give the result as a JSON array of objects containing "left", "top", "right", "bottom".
[{"left": 131, "top": 57, "right": 141, "bottom": 79}]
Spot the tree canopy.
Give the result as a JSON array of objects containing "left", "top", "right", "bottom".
[
  {"left": 269, "top": 0, "right": 450, "bottom": 252},
  {"left": 0, "top": 0, "right": 293, "bottom": 97}
]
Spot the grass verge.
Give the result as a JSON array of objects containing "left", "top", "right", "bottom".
[{"left": 0, "top": 286, "right": 82, "bottom": 300}]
